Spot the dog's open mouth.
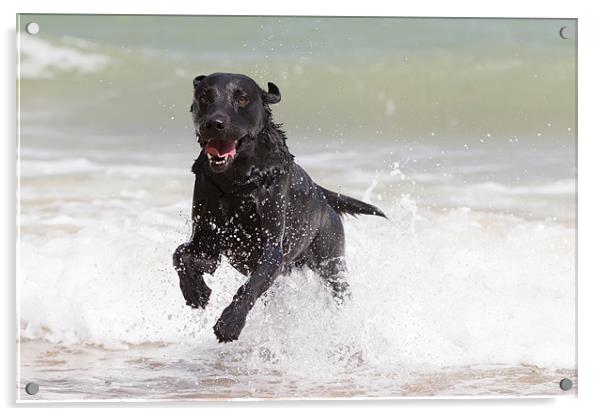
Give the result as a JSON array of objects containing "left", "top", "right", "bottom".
[{"left": 204, "top": 139, "right": 239, "bottom": 170}]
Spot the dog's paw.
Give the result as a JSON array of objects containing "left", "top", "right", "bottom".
[
  {"left": 213, "top": 302, "right": 247, "bottom": 343},
  {"left": 331, "top": 281, "right": 351, "bottom": 308},
  {"left": 180, "top": 279, "right": 211, "bottom": 309}
]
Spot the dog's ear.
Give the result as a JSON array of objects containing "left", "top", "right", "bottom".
[
  {"left": 263, "top": 82, "right": 281, "bottom": 104},
  {"left": 193, "top": 75, "right": 206, "bottom": 88}
]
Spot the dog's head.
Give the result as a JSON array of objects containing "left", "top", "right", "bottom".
[{"left": 190, "top": 72, "right": 281, "bottom": 173}]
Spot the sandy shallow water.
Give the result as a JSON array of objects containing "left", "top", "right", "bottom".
[{"left": 18, "top": 340, "right": 577, "bottom": 401}]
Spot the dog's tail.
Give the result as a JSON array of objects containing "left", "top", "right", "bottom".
[{"left": 318, "top": 185, "right": 387, "bottom": 219}]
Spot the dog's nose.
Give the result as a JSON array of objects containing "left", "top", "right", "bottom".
[{"left": 205, "top": 117, "right": 225, "bottom": 131}]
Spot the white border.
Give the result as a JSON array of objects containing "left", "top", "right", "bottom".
[{"left": 3, "top": 0, "right": 602, "bottom": 414}]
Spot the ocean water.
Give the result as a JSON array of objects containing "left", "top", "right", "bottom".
[{"left": 17, "top": 15, "right": 576, "bottom": 400}]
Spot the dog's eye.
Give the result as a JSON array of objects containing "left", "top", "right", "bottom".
[
  {"left": 237, "top": 96, "right": 249, "bottom": 106},
  {"left": 198, "top": 94, "right": 210, "bottom": 104}
]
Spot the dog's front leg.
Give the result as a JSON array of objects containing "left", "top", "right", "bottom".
[
  {"left": 173, "top": 200, "right": 218, "bottom": 309},
  {"left": 173, "top": 242, "right": 217, "bottom": 309},
  {"left": 213, "top": 192, "right": 286, "bottom": 343}
]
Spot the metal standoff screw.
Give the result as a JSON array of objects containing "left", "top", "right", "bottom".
[
  {"left": 25, "top": 22, "right": 40, "bottom": 35},
  {"left": 559, "top": 378, "right": 573, "bottom": 391},
  {"left": 25, "top": 382, "right": 39, "bottom": 395}
]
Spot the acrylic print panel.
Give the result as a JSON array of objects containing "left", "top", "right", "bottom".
[{"left": 17, "top": 15, "right": 577, "bottom": 401}]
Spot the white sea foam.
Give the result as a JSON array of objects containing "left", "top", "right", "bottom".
[
  {"left": 17, "top": 148, "right": 576, "bottom": 375},
  {"left": 19, "top": 36, "right": 112, "bottom": 79},
  {"left": 18, "top": 190, "right": 575, "bottom": 370},
  {"left": 19, "top": 157, "right": 187, "bottom": 179},
  {"left": 465, "top": 179, "right": 575, "bottom": 196},
  {"left": 19, "top": 157, "right": 102, "bottom": 177}
]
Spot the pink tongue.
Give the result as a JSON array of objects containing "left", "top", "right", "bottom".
[{"left": 205, "top": 140, "right": 237, "bottom": 158}]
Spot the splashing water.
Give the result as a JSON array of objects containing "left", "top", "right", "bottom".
[{"left": 18, "top": 168, "right": 575, "bottom": 399}]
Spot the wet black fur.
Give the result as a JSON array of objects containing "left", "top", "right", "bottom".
[{"left": 173, "top": 73, "right": 386, "bottom": 343}]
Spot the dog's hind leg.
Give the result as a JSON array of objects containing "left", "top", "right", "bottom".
[
  {"left": 173, "top": 243, "right": 218, "bottom": 309},
  {"left": 309, "top": 209, "right": 351, "bottom": 305},
  {"left": 316, "top": 256, "right": 350, "bottom": 306}
]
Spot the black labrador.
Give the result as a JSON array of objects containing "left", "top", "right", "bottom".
[{"left": 173, "top": 73, "right": 386, "bottom": 343}]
